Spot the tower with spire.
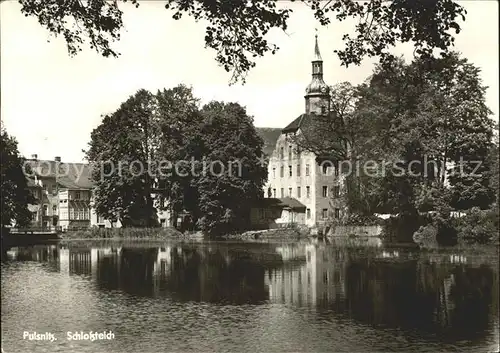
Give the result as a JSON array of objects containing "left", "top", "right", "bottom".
[
  {"left": 304, "top": 33, "right": 330, "bottom": 115},
  {"left": 261, "top": 31, "right": 343, "bottom": 228}
]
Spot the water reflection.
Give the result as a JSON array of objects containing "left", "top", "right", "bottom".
[
  {"left": 2, "top": 243, "right": 498, "bottom": 352},
  {"left": 266, "top": 244, "right": 499, "bottom": 342}
]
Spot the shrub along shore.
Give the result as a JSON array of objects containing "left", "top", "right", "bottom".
[
  {"left": 59, "top": 206, "right": 499, "bottom": 248},
  {"left": 59, "top": 226, "right": 307, "bottom": 241}
]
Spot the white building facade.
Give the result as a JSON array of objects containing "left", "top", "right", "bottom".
[{"left": 265, "top": 35, "right": 345, "bottom": 227}]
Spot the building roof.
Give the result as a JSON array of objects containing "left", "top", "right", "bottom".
[
  {"left": 257, "top": 197, "right": 306, "bottom": 211},
  {"left": 26, "top": 159, "right": 93, "bottom": 190},
  {"left": 282, "top": 114, "right": 310, "bottom": 133},
  {"left": 278, "top": 197, "right": 307, "bottom": 211},
  {"left": 255, "top": 127, "right": 282, "bottom": 156}
]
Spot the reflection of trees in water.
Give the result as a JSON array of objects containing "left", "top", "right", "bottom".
[
  {"left": 91, "top": 246, "right": 270, "bottom": 303},
  {"left": 96, "top": 247, "right": 159, "bottom": 296},
  {"left": 334, "top": 251, "right": 497, "bottom": 340},
  {"left": 164, "top": 247, "right": 269, "bottom": 304},
  {"left": 267, "top": 245, "right": 498, "bottom": 341},
  {"left": 447, "top": 265, "right": 497, "bottom": 337}
]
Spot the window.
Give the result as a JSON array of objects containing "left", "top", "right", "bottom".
[
  {"left": 322, "top": 186, "right": 328, "bottom": 197},
  {"left": 280, "top": 166, "right": 284, "bottom": 178},
  {"left": 335, "top": 208, "right": 340, "bottom": 219},
  {"left": 69, "top": 208, "right": 74, "bottom": 220},
  {"left": 75, "top": 191, "right": 81, "bottom": 200},
  {"left": 272, "top": 168, "right": 276, "bottom": 178},
  {"left": 52, "top": 185, "right": 58, "bottom": 195},
  {"left": 288, "top": 165, "right": 292, "bottom": 177},
  {"left": 297, "top": 186, "right": 301, "bottom": 198},
  {"left": 322, "top": 164, "right": 328, "bottom": 175},
  {"left": 288, "top": 187, "right": 292, "bottom": 197},
  {"left": 273, "top": 188, "right": 276, "bottom": 198},
  {"left": 43, "top": 205, "right": 48, "bottom": 216},
  {"left": 334, "top": 185, "right": 341, "bottom": 197},
  {"left": 334, "top": 162, "right": 339, "bottom": 176},
  {"left": 280, "top": 147, "right": 284, "bottom": 159},
  {"left": 259, "top": 208, "right": 265, "bottom": 219},
  {"left": 280, "top": 188, "right": 284, "bottom": 198},
  {"left": 288, "top": 145, "right": 292, "bottom": 160},
  {"left": 52, "top": 205, "right": 57, "bottom": 213},
  {"left": 306, "top": 209, "right": 311, "bottom": 219},
  {"left": 306, "top": 186, "right": 310, "bottom": 198},
  {"left": 32, "top": 212, "right": 37, "bottom": 221},
  {"left": 305, "top": 164, "right": 310, "bottom": 176},
  {"left": 296, "top": 164, "right": 301, "bottom": 177},
  {"left": 322, "top": 208, "right": 328, "bottom": 219},
  {"left": 321, "top": 106, "right": 326, "bottom": 115}
]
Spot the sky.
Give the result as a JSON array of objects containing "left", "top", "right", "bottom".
[{"left": 1, "top": 0, "right": 498, "bottom": 162}]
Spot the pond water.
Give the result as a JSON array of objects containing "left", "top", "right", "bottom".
[{"left": 1, "top": 241, "right": 499, "bottom": 352}]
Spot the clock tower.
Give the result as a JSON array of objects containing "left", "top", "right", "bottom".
[{"left": 305, "top": 34, "right": 330, "bottom": 115}]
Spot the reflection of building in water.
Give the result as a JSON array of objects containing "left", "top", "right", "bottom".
[
  {"left": 275, "top": 245, "right": 307, "bottom": 261},
  {"left": 57, "top": 247, "right": 123, "bottom": 277},
  {"left": 6, "top": 245, "right": 59, "bottom": 266},
  {"left": 153, "top": 247, "right": 173, "bottom": 277},
  {"left": 266, "top": 244, "right": 346, "bottom": 307},
  {"left": 378, "top": 250, "right": 400, "bottom": 259}
]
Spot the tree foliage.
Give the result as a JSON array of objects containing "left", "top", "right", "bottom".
[
  {"left": 154, "top": 85, "right": 203, "bottom": 227},
  {"left": 87, "top": 85, "right": 267, "bottom": 234},
  {"left": 14, "top": 0, "right": 467, "bottom": 83},
  {"left": 87, "top": 89, "right": 159, "bottom": 227},
  {"left": 1, "top": 126, "right": 34, "bottom": 228},
  {"left": 195, "top": 101, "right": 268, "bottom": 236}
]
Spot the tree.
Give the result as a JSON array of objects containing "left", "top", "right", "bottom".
[
  {"left": 195, "top": 101, "right": 268, "bottom": 236},
  {"left": 353, "top": 53, "right": 496, "bottom": 214},
  {"left": 13, "top": 0, "right": 467, "bottom": 83},
  {"left": 1, "top": 126, "right": 34, "bottom": 228},
  {"left": 154, "top": 85, "right": 203, "bottom": 227},
  {"left": 487, "top": 134, "right": 499, "bottom": 206},
  {"left": 86, "top": 89, "right": 159, "bottom": 227}
]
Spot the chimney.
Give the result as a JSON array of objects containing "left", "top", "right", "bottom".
[
  {"left": 31, "top": 154, "right": 38, "bottom": 160},
  {"left": 54, "top": 156, "right": 61, "bottom": 162}
]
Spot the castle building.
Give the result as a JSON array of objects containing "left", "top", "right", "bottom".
[{"left": 263, "top": 35, "right": 344, "bottom": 227}]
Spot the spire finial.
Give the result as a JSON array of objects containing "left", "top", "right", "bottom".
[{"left": 314, "top": 29, "right": 322, "bottom": 61}]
